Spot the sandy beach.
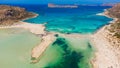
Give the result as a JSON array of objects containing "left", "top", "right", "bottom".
[
  {"left": 90, "top": 5, "right": 120, "bottom": 67},
  {"left": 91, "top": 26, "right": 120, "bottom": 68},
  {"left": 0, "top": 21, "right": 46, "bottom": 34}
]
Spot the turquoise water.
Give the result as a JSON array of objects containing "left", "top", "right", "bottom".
[
  {"left": 0, "top": 5, "right": 112, "bottom": 68},
  {"left": 23, "top": 5, "right": 112, "bottom": 34}
]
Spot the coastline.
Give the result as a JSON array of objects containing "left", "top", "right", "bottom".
[
  {"left": 1, "top": 4, "right": 119, "bottom": 67},
  {"left": 0, "top": 10, "right": 110, "bottom": 67},
  {"left": 91, "top": 9, "right": 120, "bottom": 68}
]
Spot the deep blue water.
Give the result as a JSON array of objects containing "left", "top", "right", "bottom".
[
  {"left": 8, "top": 4, "right": 112, "bottom": 34},
  {"left": 21, "top": 5, "right": 112, "bottom": 34}
]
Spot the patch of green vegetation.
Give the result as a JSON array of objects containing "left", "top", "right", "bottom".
[
  {"left": 114, "top": 33, "right": 120, "bottom": 38},
  {"left": 109, "top": 22, "right": 120, "bottom": 37}
]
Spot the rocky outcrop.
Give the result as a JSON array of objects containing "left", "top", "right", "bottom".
[
  {"left": 0, "top": 5, "right": 37, "bottom": 25},
  {"left": 105, "top": 3, "right": 120, "bottom": 18}
]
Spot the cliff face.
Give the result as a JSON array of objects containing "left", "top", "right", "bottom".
[{"left": 0, "top": 5, "right": 37, "bottom": 25}]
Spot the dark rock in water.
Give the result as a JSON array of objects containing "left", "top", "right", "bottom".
[
  {"left": 61, "top": 51, "right": 80, "bottom": 68},
  {"left": 88, "top": 42, "right": 92, "bottom": 48},
  {"left": 54, "top": 34, "right": 59, "bottom": 37},
  {"left": 0, "top": 5, "right": 37, "bottom": 25},
  {"left": 52, "top": 38, "right": 65, "bottom": 45},
  {"left": 50, "top": 37, "right": 84, "bottom": 68},
  {"left": 66, "top": 32, "right": 71, "bottom": 34},
  {"left": 52, "top": 37, "right": 70, "bottom": 52}
]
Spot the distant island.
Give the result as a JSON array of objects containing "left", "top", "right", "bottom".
[{"left": 48, "top": 3, "right": 78, "bottom": 8}]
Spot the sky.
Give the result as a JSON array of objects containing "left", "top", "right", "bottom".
[{"left": 0, "top": 0, "right": 120, "bottom": 4}]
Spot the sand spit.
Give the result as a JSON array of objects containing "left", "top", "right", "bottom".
[{"left": 31, "top": 34, "right": 55, "bottom": 63}]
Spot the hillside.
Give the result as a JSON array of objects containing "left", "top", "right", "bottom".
[
  {"left": 104, "top": 3, "right": 120, "bottom": 39},
  {"left": 0, "top": 5, "right": 37, "bottom": 25}
]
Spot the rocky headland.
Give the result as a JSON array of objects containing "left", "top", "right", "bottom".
[{"left": 0, "top": 5, "right": 37, "bottom": 25}]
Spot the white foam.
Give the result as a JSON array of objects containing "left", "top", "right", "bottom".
[{"left": 96, "top": 13, "right": 104, "bottom": 16}]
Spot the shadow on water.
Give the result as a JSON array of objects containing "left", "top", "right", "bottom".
[{"left": 45, "top": 37, "right": 92, "bottom": 68}]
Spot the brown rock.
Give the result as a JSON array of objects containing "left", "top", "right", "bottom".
[{"left": 0, "top": 5, "right": 37, "bottom": 25}]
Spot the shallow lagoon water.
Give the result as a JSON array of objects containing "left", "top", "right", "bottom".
[
  {"left": 0, "top": 28, "right": 41, "bottom": 68},
  {"left": 0, "top": 28, "right": 93, "bottom": 68},
  {"left": 35, "top": 37, "right": 94, "bottom": 68}
]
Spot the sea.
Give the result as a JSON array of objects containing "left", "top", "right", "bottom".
[{"left": 0, "top": 4, "right": 112, "bottom": 68}]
